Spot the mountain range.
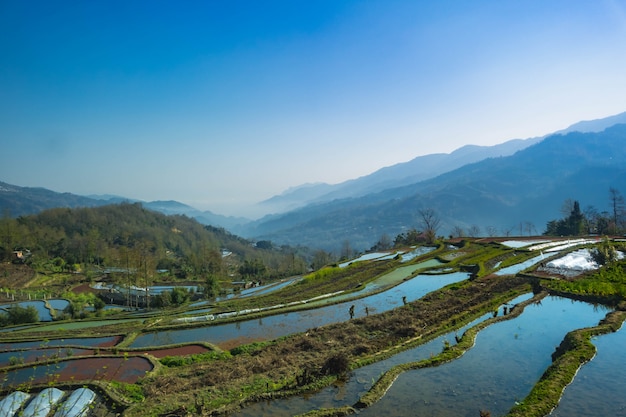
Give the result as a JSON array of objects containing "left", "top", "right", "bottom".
[
  {"left": 0, "top": 184, "right": 248, "bottom": 230},
  {"left": 238, "top": 123, "right": 626, "bottom": 250},
  {"left": 256, "top": 111, "right": 626, "bottom": 214},
  {"left": 2, "top": 111, "right": 626, "bottom": 252}
]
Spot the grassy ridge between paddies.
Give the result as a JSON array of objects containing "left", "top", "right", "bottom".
[
  {"left": 123, "top": 272, "right": 531, "bottom": 416},
  {"left": 297, "top": 291, "right": 547, "bottom": 417},
  {"left": 505, "top": 258, "right": 626, "bottom": 417}
]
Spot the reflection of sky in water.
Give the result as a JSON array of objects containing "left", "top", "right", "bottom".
[
  {"left": 0, "top": 336, "right": 119, "bottom": 350},
  {"left": 233, "top": 294, "right": 535, "bottom": 417},
  {"left": 0, "top": 300, "right": 52, "bottom": 321},
  {"left": 493, "top": 254, "right": 545, "bottom": 276},
  {"left": 233, "top": 295, "right": 609, "bottom": 417},
  {"left": 359, "top": 297, "right": 610, "bottom": 417},
  {"left": 130, "top": 272, "right": 469, "bottom": 348},
  {"left": 550, "top": 323, "right": 626, "bottom": 417}
]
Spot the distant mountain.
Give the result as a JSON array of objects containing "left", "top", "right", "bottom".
[
  {"left": 239, "top": 124, "right": 626, "bottom": 251},
  {"left": 258, "top": 183, "right": 336, "bottom": 213},
  {"left": 142, "top": 200, "right": 249, "bottom": 230},
  {"left": 258, "top": 137, "right": 543, "bottom": 214},
  {"left": 0, "top": 182, "right": 105, "bottom": 216},
  {"left": 0, "top": 183, "right": 248, "bottom": 230},
  {"left": 556, "top": 110, "right": 626, "bottom": 134},
  {"left": 260, "top": 111, "right": 626, "bottom": 215}
]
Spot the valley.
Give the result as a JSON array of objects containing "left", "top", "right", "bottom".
[{"left": 1, "top": 237, "right": 625, "bottom": 416}]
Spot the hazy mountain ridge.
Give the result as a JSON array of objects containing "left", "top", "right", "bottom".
[
  {"left": 0, "top": 182, "right": 105, "bottom": 216},
  {"left": 556, "top": 111, "right": 626, "bottom": 134},
  {"left": 0, "top": 184, "right": 247, "bottom": 230},
  {"left": 256, "top": 137, "right": 543, "bottom": 214},
  {"left": 239, "top": 124, "right": 626, "bottom": 250},
  {"left": 260, "top": 111, "right": 626, "bottom": 215},
  {"left": 3, "top": 112, "right": 626, "bottom": 251}
]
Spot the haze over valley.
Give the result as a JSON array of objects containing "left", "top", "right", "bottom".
[{"left": 3, "top": 111, "right": 626, "bottom": 252}]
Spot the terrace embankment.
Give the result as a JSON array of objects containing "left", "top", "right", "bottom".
[{"left": 128, "top": 273, "right": 531, "bottom": 416}]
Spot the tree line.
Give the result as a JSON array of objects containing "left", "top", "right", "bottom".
[{"left": 544, "top": 188, "right": 625, "bottom": 236}]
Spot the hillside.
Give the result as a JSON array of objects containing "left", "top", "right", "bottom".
[
  {"left": 0, "top": 182, "right": 247, "bottom": 230},
  {"left": 241, "top": 124, "right": 626, "bottom": 251},
  {"left": 257, "top": 136, "right": 542, "bottom": 214},
  {"left": 258, "top": 111, "right": 626, "bottom": 215},
  {"left": 0, "top": 203, "right": 308, "bottom": 281},
  {"left": 0, "top": 182, "right": 105, "bottom": 216}
]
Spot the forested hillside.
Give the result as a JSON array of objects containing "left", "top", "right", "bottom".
[{"left": 0, "top": 202, "right": 308, "bottom": 282}]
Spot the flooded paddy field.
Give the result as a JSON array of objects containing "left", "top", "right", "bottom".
[
  {"left": 129, "top": 271, "right": 469, "bottom": 349},
  {"left": 358, "top": 297, "right": 610, "bottom": 417},
  {"left": 1, "top": 240, "right": 625, "bottom": 417},
  {"left": 0, "top": 355, "right": 153, "bottom": 387},
  {"left": 232, "top": 295, "right": 610, "bottom": 417}
]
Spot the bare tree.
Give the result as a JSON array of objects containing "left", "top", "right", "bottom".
[
  {"left": 524, "top": 221, "right": 536, "bottom": 236},
  {"left": 419, "top": 208, "right": 441, "bottom": 244},
  {"left": 375, "top": 233, "right": 392, "bottom": 250},
  {"left": 339, "top": 240, "right": 354, "bottom": 261},
  {"left": 501, "top": 226, "right": 514, "bottom": 237},
  {"left": 486, "top": 225, "right": 498, "bottom": 237},
  {"left": 451, "top": 225, "right": 465, "bottom": 238},
  {"left": 311, "top": 250, "right": 333, "bottom": 270},
  {"left": 583, "top": 205, "right": 599, "bottom": 234},
  {"left": 609, "top": 187, "right": 625, "bottom": 234},
  {"left": 467, "top": 224, "right": 481, "bottom": 238},
  {"left": 560, "top": 198, "right": 576, "bottom": 218}
]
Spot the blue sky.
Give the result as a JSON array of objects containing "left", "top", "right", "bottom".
[{"left": 1, "top": 1, "right": 626, "bottom": 217}]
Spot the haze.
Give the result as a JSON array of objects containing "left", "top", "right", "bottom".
[{"left": 1, "top": 0, "right": 626, "bottom": 218}]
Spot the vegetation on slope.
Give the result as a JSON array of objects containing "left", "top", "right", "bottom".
[
  {"left": 0, "top": 203, "right": 309, "bottom": 290},
  {"left": 2, "top": 220, "right": 626, "bottom": 417}
]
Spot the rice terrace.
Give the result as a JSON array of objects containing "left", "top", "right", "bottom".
[
  {"left": 3, "top": 2, "right": 626, "bottom": 416},
  {"left": 1, "top": 232, "right": 625, "bottom": 417}
]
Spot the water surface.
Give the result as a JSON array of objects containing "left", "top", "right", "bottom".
[
  {"left": 130, "top": 272, "right": 469, "bottom": 348},
  {"left": 550, "top": 324, "right": 626, "bottom": 416},
  {"left": 359, "top": 297, "right": 610, "bottom": 417},
  {"left": 232, "top": 294, "right": 534, "bottom": 417}
]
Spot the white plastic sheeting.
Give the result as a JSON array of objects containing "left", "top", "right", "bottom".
[
  {"left": 53, "top": 387, "right": 97, "bottom": 417},
  {"left": 22, "top": 387, "right": 65, "bottom": 417},
  {"left": 0, "top": 391, "right": 30, "bottom": 416},
  {"left": 546, "top": 249, "right": 599, "bottom": 271}
]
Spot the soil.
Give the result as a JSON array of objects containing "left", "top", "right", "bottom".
[
  {"left": 133, "top": 274, "right": 531, "bottom": 416},
  {"left": 0, "top": 263, "right": 36, "bottom": 294}
]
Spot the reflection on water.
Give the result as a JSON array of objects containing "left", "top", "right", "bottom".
[
  {"left": 233, "top": 296, "right": 610, "bottom": 417},
  {"left": 493, "top": 254, "right": 545, "bottom": 276},
  {"left": 232, "top": 294, "right": 533, "bottom": 417},
  {"left": 0, "top": 356, "right": 152, "bottom": 387},
  {"left": 0, "top": 301, "right": 53, "bottom": 321},
  {"left": 359, "top": 297, "right": 610, "bottom": 417},
  {"left": 130, "top": 272, "right": 469, "bottom": 348},
  {"left": 0, "top": 336, "right": 120, "bottom": 351},
  {"left": 550, "top": 324, "right": 626, "bottom": 416}
]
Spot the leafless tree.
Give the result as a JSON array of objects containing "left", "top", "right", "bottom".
[
  {"left": 518, "top": 221, "right": 536, "bottom": 236},
  {"left": 501, "top": 226, "right": 514, "bottom": 237},
  {"left": 376, "top": 233, "right": 392, "bottom": 250},
  {"left": 467, "top": 224, "right": 481, "bottom": 238},
  {"left": 340, "top": 240, "right": 354, "bottom": 261},
  {"left": 451, "top": 225, "right": 465, "bottom": 238},
  {"left": 486, "top": 225, "right": 498, "bottom": 237},
  {"left": 609, "top": 187, "right": 625, "bottom": 234},
  {"left": 560, "top": 198, "right": 576, "bottom": 218},
  {"left": 419, "top": 208, "right": 441, "bottom": 244}
]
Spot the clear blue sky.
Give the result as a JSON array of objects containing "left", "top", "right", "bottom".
[{"left": 1, "top": 0, "right": 625, "bottom": 217}]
